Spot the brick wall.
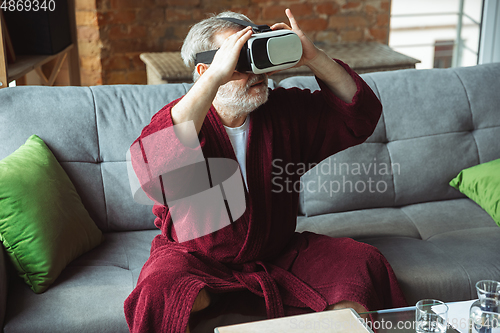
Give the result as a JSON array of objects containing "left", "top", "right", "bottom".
[
  {"left": 76, "top": 0, "right": 102, "bottom": 86},
  {"left": 75, "top": 0, "right": 391, "bottom": 85}
]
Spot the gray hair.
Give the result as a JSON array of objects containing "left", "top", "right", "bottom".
[{"left": 181, "top": 11, "right": 254, "bottom": 81}]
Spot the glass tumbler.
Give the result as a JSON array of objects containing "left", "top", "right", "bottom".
[
  {"left": 469, "top": 280, "right": 500, "bottom": 333},
  {"left": 416, "top": 299, "right": 448, "bottom": 333}
]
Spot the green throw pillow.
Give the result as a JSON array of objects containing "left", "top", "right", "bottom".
[
  {"left": 450, "top": 158, "right": 500, "bottom": 227},
  {"left": 0, "top": 135, "right": 103, "bottom": 293}
]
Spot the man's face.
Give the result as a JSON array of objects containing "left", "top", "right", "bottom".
[{"left": 212, "top": 29, "right": 269, "bottom": 120}]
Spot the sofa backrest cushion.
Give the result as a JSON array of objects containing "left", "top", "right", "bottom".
[
  {"left": 2, "top": 64, "right": 499, "bottom": 228},
  {"left": 279, "top": 63, "right": 500, "bottom": 216},
  {"left": 0, "top": 83, "right": 191, "bottom": 231}
]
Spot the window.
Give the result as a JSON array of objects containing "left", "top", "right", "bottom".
[
  {"left": 389, "top": 0, "right": 484, "bottom": 69},
  {"left": 434, "top": 40, "right": 455, "bottom": 68}
]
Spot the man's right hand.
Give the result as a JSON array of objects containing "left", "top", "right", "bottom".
[
  {"left": 205, "top": 26, "right": 253, "bottom": 86},
  {"left": 170, "top": 26, "right": 253, "bottom": 145}
]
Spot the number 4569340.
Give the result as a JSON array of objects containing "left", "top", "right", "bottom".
[{"left": 1, "top": 0, "right": 56, "bottom": 12}]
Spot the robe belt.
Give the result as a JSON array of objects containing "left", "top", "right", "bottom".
[
  {"left": 232, "top": 261, "right": 328, "bottom": 319},
  {"left": 233, "top": 265, "right": 284, "bottom": 318}
]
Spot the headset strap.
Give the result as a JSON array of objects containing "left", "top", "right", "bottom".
[
  {"left": 195, "top": 49, "right": 218, "bottom": 66},
  {"left": 194, "top": 17, "right": 271, "bottom": 66},
  {"left": 218, "top": 17, "right": 272, "bottom": 33}
]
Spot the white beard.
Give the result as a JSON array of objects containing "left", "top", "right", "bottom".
[{"left": 214, "top": 74, "right": 269, "bottom": 122}]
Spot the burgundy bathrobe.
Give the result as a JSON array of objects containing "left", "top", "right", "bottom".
[{"left": 124, "top": 60, "right": 407, "bottom": 332}]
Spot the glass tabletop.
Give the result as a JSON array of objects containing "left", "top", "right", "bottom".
[{"left": 359, "top": 306, "right": 460, "bottom": 333}]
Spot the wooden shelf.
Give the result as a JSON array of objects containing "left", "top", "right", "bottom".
[
  {"left": 0, "top": 0, "right": 80, "bottom": 88},
  {"left": 7, "top": 45, "right": 74, "bottom": 82}
]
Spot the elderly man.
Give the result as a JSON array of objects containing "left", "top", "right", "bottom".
[{"left": 124, "top": 9, "right": 407, "bottom": 333}]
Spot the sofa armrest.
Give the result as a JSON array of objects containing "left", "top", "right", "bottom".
[{"left": 0, "top": 246, "right": 7, "bottom": 330}]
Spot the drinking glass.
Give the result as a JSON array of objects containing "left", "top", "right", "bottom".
[
  {"left": 469, "top": 280, "right": 500, "bottom": 333},
  {"left": 416, "top": 299, "right": 448, "bottom": 333}
]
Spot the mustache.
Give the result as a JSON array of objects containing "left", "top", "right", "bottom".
[{"left": 246, "top": 74, "right": 268, "bottom": 89}]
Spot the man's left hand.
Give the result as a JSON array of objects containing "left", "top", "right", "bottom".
[
  {"left": 270, "top": 8, "right": 320, "bottom": 69},
  {"left": 270, "top": 8, "right": 357, "bottom": 103}
]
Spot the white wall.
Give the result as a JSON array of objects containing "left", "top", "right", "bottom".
[{"left": 479, "top": 0, "right": 500, "bottom": 64}]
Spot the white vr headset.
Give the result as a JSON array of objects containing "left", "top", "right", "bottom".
[{"left": 195, "top": 17, "right": 303, "bottom": 74}]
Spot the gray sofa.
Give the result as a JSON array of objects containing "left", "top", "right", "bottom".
[{"left": 1, "top": 62, "right": 499, "bottom": 332}]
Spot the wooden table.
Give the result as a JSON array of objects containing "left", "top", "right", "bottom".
[
  {"left": 213, "top": 302, "right": 465, "bottom": 333},
  {"left": 272, "top": 41, "right": 421, "bottom": 82},
  {"left": 214, "top": 308, "right": 372, "bottom": 333},
  {"left": 140, "top": 41, "right": 420, "bottom": 84}
]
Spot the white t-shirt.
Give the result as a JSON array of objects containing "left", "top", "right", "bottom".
[{"left": 223, "top": 115, "right": 250, "bottom": 190}]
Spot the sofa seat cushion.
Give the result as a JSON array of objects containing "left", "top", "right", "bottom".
[
  {"left": 297, "top": 198, "right": 496, "bottom": 241},
  {"left": 3, "top": 230, "right": 160, "bottom": 333},
  {"left": 296, "top": 206, "right": 421, "bottom": 239},
  {"left": 398, "top": 198, "right": 497, "bottom": 240},
  {"left": 365, "top": 227, "right": 500, "bottom": 305},
  {"left": 297, "top": 198, "right": 500, "bottom": 306}
]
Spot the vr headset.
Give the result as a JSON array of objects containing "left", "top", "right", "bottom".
[{"left": 195, "top": 17, "right": 303, "bottom": 74}]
